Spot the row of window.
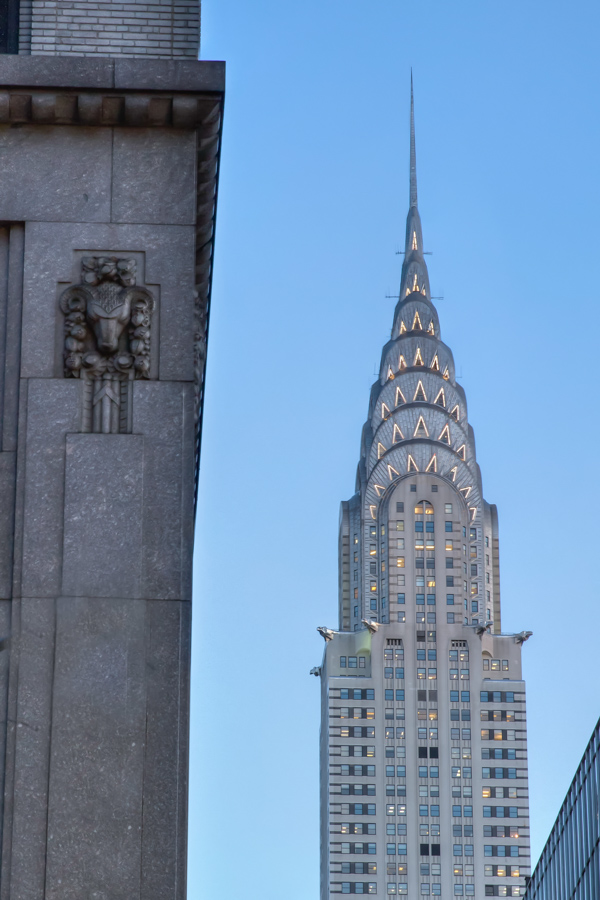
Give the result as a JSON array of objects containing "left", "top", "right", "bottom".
[
  {"left": 336, "top": 883, "right": 377, "bottom": 894},
  {"left": 480, "top": 692, "right": 517, "bottom": 703},
  {"left": 340, "top": 657, "right": 368, "bottom": 668},
  {"left": 481, "top": 711, "right": 517, "bottom": 722},
  {"left": 339, "top": 863, "right": 377, "bottom": 874}
]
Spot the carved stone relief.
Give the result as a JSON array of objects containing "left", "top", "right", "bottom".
[{"left": 60, "top": 256, "right": 155, "bottom": 434}]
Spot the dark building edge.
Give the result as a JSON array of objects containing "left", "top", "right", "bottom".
[
  {"left": 0, "top": 1, "right": 19, "bottom": 55},
  {"left": 525, "top": 715, "right": 600, "bottom": 898}
]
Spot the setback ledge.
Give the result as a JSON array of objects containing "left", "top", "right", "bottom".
[{"left": 0, "top": 56, "right": 225, "bottom": 93}]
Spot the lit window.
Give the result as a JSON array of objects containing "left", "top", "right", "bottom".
[{"left": 397, "top": 557, "right": 405, "bottom": 568}]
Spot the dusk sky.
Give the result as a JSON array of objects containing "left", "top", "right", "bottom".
[{"left": 190, "top": 2, "right": 600, "bottom": 896}]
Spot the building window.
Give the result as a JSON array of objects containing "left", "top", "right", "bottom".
[{"left": 445, "top": 521, "right": 453, "bottom": 532}]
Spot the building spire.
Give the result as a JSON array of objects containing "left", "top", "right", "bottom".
[{"left": 410, "top": 69, "right": 417, "bottom": 209}]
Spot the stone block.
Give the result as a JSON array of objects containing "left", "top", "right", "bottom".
[
  {"left": 133, "top": 382, "right": 194, "bottom": 601},
  {"left": 141, "top": 600, "right": 190, "bottom": 900},
  {"left": 0, "top": 55, "right": 115, "bottom": 89},
  {"left": 8, "top": 598, "right": 56, "bottom": 900},
  {"left": 45, "top": 597, "right": 146, "bottom": 900},
  {"left": 114, "top": 58, "right": 225, "bottom": 93},
  {"left": 0, "top": 125, "right": 112, "bottom": 223},
  {"left": 20, "top": 380, "right": 81, "bottom": 599},
  {"left": 61, "top": 434, "right": 144, "bottom": 599},
  {"left": 21, "top": 222, "right": 195, "bottom": 381},
  {"left": 111, "top": 128, "right": 197, "bottom": 226}
]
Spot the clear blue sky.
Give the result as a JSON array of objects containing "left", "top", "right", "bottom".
[{"left": 190, "top": 2, "right": 600, "bottom": 896}]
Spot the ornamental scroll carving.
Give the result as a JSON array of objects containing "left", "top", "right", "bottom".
[{"left": 60, "top": 257, "right": 155, "bottom": 434}]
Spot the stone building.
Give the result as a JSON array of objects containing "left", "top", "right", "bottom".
[
  {"left": 318, "top": 85, "right": 532, "bottom": 898},
  {"left": 0, "top": 2, "right": 223, "bottom": 898}
]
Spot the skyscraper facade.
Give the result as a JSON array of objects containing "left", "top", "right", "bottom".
[
  {"left": 318, "top": 87, "right": 532, "bottom": 899},
  {"left": 524, "top": 717, "right": 600, "bottom": 900}
]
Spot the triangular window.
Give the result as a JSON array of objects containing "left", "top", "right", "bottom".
[
  {"left": 448, "top": 465, "right": 458, "bottom": 482},
  {"left": 395, "top": 386, "right": 406, "bottom": 406},
  {"left": 442, "top": 366, "right": 450, "bottom": 381},
  {"left": 412, "top": 311, "right": 422, "bottom": 331},
  {"left": 459, "top": 485, "right": 472, "bottom": 499},
  {"left": 456, "top": 444, "right": 466, "bottom": 461},
  {"left": 427, "top": 320, "right": 435, "bottom": 335},
  {"left": 430, "top": 354, "right": 440, "bottom": 371},
  {"left": 414, "top": 348, "right": 424, "bottom": 366},
  {"left": 398, "top": 355, "right": 407, "bottom": 370},
  {"left": 434, "top": 388, "right": 446, "bottom": 408},
  {"left": 425, "top": 453, "right": 437, "bottom": 473},
  {"left": 377, "top": 442, "right": 387, "bottom": 459},
  {"left": 414, "top": 415, "right": 429, "bottom": 438},
  {"left": 413, "top": 416, "right": 429, "bottom": 437},
  {"left": 407, "top": 454, "right": 419, "bottom": 473},
  {"left": 381, "top": 403, "right": 391, "bottom": 419},
  {"left": 412, "top": 273, "right": 420, "bottom": 293},
  {"left": 412, "top": 231, "right": 418, "bottom": 250},
  {"left": 450, "top": 404, "right": 460, "bottom": 421},
  {"left": 399, "top": 321, "right": 407, "bottom": 334},
  {"left": 438, "top": 424, "right": 451, "bottom": 445},
  {"left": 387, "top": 366, "right": 395, "bottom": 381},
  {"left": 413, "top": 380, "right": 427, "bottom": 402},
  {"left": 393, "top": 423, "right": 404, "bottom": 443},
  {"left": 374, "top": 484, "right": 385, "bottom": 497},
  {"left": 387, "top": 464, "right": 400, "bottom": 480}
]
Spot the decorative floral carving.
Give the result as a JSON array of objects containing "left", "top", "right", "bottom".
[
  {"left": 60, "top": 256, "right": 155, "bottom": 434},
  {"left": 60, "top": 256, "right": 154, "bottom": 380}
]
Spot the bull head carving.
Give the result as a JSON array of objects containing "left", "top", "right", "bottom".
[{"left": 60, "top": 257, "right": 154, "bottom": 379}]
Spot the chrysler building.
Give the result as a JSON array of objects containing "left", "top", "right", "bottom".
[{"left": 317, "top": 82, "right": 532, "bottom": 899}]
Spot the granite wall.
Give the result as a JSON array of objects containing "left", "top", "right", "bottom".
[{"left": 0, "top": 55, "right": 223, "bottom": 900}]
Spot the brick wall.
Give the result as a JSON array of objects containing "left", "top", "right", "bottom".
[{"left": 18, "top": 0, "right": 200, "bottom": 58}]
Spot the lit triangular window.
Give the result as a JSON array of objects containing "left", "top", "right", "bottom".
[
  {"left": 400, "top": 321, "right": 407, "bottom": 334},
  {"left": 370, "top": 505, "right": 377, "bottom": 520},
  {"left": 414, "top": 348, "right": 424, "bottom": 366},
  {"left": 434, "top": 388, "right": 446, "bottom": 407},
  {"left": 393, "top": 423, "right": 404, "bottom": 443},
  {"left": 412, "top": 273, "right": 420, "bottom": 293},
  {"left": 374, "top": 484, "right": 386, "bottom": 497},
  {"left": 414, "top": 415, "right": 429, "bottom": 438},
  {"left": 427, "top": 320, "right": 435, "bottom": 335},
  {"left": 430, "top": 354, "right": 440, "bottom": 371},
  {"left": 450, "top": 404, "right": 460, "bottom": 421},
  {"left": 412, "top": 231, "right": 418, "bottom": 250},
  {"left": 412, "top": 311, "right": 422, "bottom": 331},
  {"left": 425, "top": 453, "right": 437, "bottom": 473},
  {"left": 459, "top": 485, "right": 472, "bottom": 499},
  {"left": 438, "top": 424, "right": 451, "bottom": 445},
  {"left": 413, "top": 380, "right": 427, "bottom": 402},
  {"left": 387, "top": 464, "right": 400, "bottom": 480},
  {"left": 398, "top": 355, "right": 407, "bottom": 370},
  {"left": 469, "top": 506, "right": 478, "bottom": 521},
  {"left": 395, "top": 387, "right": 406, "bottom": 406},
  {"left": 381, "top": 403, "right": 391, "bottom": 419},
  {"left": 377, "top": 442, "right": 387, "bottom": 459},
  {"left": 448, "top": 466, "right": 458, "bottom": 482},
  {"left": 387, "top": 366, "right": 395, "bottom": 381},
  {"left": 442, "top": 366, "right": 450, "bottom": 381},
  {"left": 407, "top": 454, "right": 419, "bottom": 473},
  {"left": 457, "top": 444, "right": 466, "bottom": 461}
]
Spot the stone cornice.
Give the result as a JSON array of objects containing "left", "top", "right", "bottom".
[{"left": 0, "top": 89, "right": 222, "bottom": 128}]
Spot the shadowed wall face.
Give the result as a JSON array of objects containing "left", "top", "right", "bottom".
[{"left": 0, "top": 54, "right": 223, "bottom": 900}]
